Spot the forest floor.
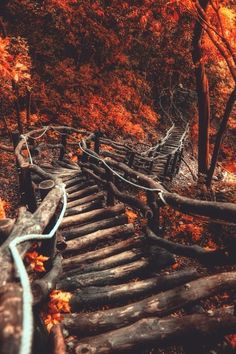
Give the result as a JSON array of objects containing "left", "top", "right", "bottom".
[{"left": 0, "top": 129, "right": 236, "bottom": 353}]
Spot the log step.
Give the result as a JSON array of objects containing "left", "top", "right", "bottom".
[
  {"left": 61, "top": 203, "right": 125, "bottom": 228},
  {"left": 73, "top": 307, "right": 236, "bottom": 354},
  {"left": 67, "top": 185, "right": 99, "bottom": 201},
  {"left": 68, "top": 268, "right": 200, "bottom": 311},
  {"left": 63, "top": 223, "right": 134, "bottom": 254},
  {"left": 57, "top": 247, "right": 174, "bottom": 290}
]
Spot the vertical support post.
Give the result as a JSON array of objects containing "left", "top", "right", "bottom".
[
  {"left": 39, "top": 180, "right": 57, "bottom": 257},
  {"left": 148, "top": 160, "right": 154, "bottom": 175},
  {"left": 170, "top": 151, "right": 179, "bottom": 180},
  {"left": 105, "top": 166, "right": 115, "bottom": 206},
  {"left": 146, "top": 191, "right": 160, "bottom": 234},
  {"left": 59, "top": 131, "right": 67, "bottom": 161},
  {"left": 163, "top": 154, "right": 172, "bottom": 181},
  {"left": 81, "top": 141, "right": 91, "bottom": 163},
  {"left": 21, "top": 162, "right": 37, "bottom": 212},
  {"left": 94, "top": 131, "right": 100, "bottom": 155},
  {"left": 175, "top": 148, "right": 183, "bottom": 174},
  {"left": 124, "top": 152, "right": 135, "bottom": 179},
  {"left": 90, "top": 132, "right": 100, "bottom": 165}
]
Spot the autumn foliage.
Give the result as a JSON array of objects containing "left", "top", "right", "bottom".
[
  {"left": 0, "top": 0, "right": 235, "bottom": 173},
  {"left": 43, "top": 290, "right": 72, "bottom": 332}
]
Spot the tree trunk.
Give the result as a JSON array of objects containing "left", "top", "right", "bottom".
[
  {"left": 192, "top": 0, "right": 210, "bottom": 175},
  {"left": 207, "top": 86, "right": 236, "bottom": 186}
]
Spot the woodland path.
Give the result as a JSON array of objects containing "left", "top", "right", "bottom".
[{"left": 0, "top": 125, "right": 236, "bottom": 354}]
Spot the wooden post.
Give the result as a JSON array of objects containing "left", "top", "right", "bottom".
[
  {"left": 148, "top": 160, "right": 154, "bottom": 175},
  {"left": 124, "top": 152, "right": 135, "bottom": 179},
  {"left": 39, "top": 180, "right": 55, "bottom": 200},
  {"left": 81, "top": 141, "right": 91, "bottom": 163},
  {"left": 163, "top": 154, "right": 172, "bottom": 181},
  {"left": 146, "top": 191, "right": 160, "bottom": 234},
  {"left": 170, "top": 151, "right": 179, "bottom": 180},
  {"left": 105, "top": 166, "right": 115, "bottom": 206},
  {"left": 0, "top": 218, "right": 14, "bottom": 245},
  {"left": 175, "top": 148, "right": 183, "bottom": 174},
  {"left": 59, "top": 131, "right": 67, "bottom": 161},
  {"left": 39, "top": 180, "right": 58, "bottom": 257},
  {"left": 21, "top": 162, "right": 37, "bottom": 212},
  {"left": 94, "top": 131, "right": 100, "bottom": 155}
]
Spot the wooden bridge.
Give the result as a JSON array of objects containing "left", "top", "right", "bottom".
[{"left": 0, "top": 125, "right": 236, "bottom": 354}]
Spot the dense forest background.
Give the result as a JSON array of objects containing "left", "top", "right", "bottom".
[{"left": 0, "top": 0, "right": 235, "bottom": 184}]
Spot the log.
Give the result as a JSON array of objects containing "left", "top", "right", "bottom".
[
  {"left": 64, "top": 175, "right": 85, "bottom": 188},
  {"left": 67, "top": 185, "right": 99, "bottom": 201},
  {"left": 63, "top": 271, "right": 236, "bottom": 336},
  {"left": 79, "top": 163, "right": 106, "bottom": 179},
  {"left": 63, "top": 157, "right": 80, "bottom": 167},
  {"left": 81, "top": 167, "right": 104, "bottom": 184},
  {"left": 62, "top": 215, "right": 128, "bottom": 240},
  {"left": 74, "top": 306, "right": 236, "bottom": 354},
  {"left": 146, "top": 227, "right": 232, "bottom": 265},
  {"left": 66, "top": 180, "right": 94, "bottom": 194},
  {"left": 39, "top": 180, "right": 58, "bottom": 258},
  {"left": 29, "top": 164, "right": 57, "bottom": 181},
  {"left": 62, "top": 237, "right": 141, "bottom": 269},
  {"left": 108, "top": 182, "right": 153, "bottom": 218},
  {"left": 56, "top": 231, "right": 67, "bottom": 251},
  {"left": 58, "top": 248, "right": 174, "bottom": 290},
  {"left": 0, "top": 184, "right": 63, "bottom": 285},
  {"left": 0, "top": 284, "right": 22, "bottom": 354},
  {"left": 61, "top": 203, "right": 125, "bottom": 228},
  {"left": 67, "top": 268, "right": 199, "bottom": 311},
  {"left": 63, "top": 223, "right": 134, "bottom": 254},
  {"left": 63, "top": 249, "right": 143, "bottom": 277},
  {"left": 54, "top": 160, "right": 80, "bottom": 171},
  {"left": 33, "top": 254, "right": 63, "bottom": 304},
  {"left": 65, "top": 199, "right": 104, "bottom": 217},
  {"left": 39, "top": 179, "right": 55, "bottom": 200},
  {"left": 66, "top": 191, "right": 104, "bottom": 209},
  {"left": 50, "top": 325, "right": 67, "bottom": 354},
  {"left": 20, "top": 162, "right": 37, "bottom": 212},
  {"left": 104, "top": 158, "right": 236, "bottom": 224}
]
